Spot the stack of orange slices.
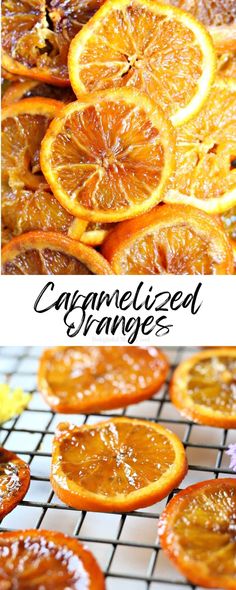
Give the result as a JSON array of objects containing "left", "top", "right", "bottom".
[{"left": 1, "top": 0, "right": 236, "bottom": 274}]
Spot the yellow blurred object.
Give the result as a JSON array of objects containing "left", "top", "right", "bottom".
[{"left": 0, "top": 384, "right": 30, "bottom": 423}]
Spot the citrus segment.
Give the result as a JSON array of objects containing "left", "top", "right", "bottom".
[
  {"left": 102, "top": 204, "right": 234, "bottom": 274},
  {"left": 0, "top": 529, "right": 105, "bottom": 589},
  {"left": 51, "top": 418, "right": 187, "bottom": 512},
  {"left": 1, "top": 231, "right": 112, "bottom": 275},
  {"left": 2, "top": 79, "right": 76, "bottom": 107},
  {"left": 40, "top": 89, "right": 175, "bottom": 222},
  {"left": 38, "top": 346, "right": 169, "bottom": 412},
  {"left": 69, "top": 0, "right": 216, "bottom": 126},
  {"left": 2, "top": 0, "right": 105, "bottom": 85},
  {"left": 159, "top": 478, "right": 236, "bottom": 589},
  {"left": 74, "top": 221, "right": 115, "bottom": 246},
  {"left": 164, "top": 77, "right": 236, "bottom": 213},
  {"left": 170, "top": 348, "right": 236, "bottom": 427},
  {"left": 0, "top": 447, "right": 30, "bottom": 519}
]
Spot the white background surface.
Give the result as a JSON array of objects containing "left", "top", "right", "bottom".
[{"left": 0, "top": 276, "right": 235, "bottom": 345}]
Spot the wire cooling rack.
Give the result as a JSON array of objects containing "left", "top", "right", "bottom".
[{"left": 0, "top": 346, "right": 235, "bottom": 590}]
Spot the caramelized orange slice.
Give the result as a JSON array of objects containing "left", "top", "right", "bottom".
[
  {"left": 69, "top": 0, "right": 216, "bottom": 127},
  {"left": 1, "top": 231, "right": 112, "bottom": 275},
  {"left": 2, "top": 79, "right": 76, "bottom": 107},
  {"left": 70, "top": 220, "right": 115, "bottom": 246},
  {"left": 159, "top": 478, "right": 236, "bottom": 590},
  {"left": 164, "top": 78, "right": 236, "bottom": 214},
  {"left": 40, "top": 88, "right": 175, "bottom": 222},
  {"left": 0, "top": 447, "right": 30, "bottom": 519},
  {"left": 217, "top": 50, "right": 236, "bottom": 77},
  {"left": 0, "top": 529, "right": 105, "bottom": 589},
  {"left": 2, "top": 0, "right": 105, "bottom": 86},
  {"left": 161, "top": 0, "right": 236, "bottom": 51},
  {"left": 102, "top": 204, "right": 234, "bottom": 274},
  {"left": 38, "top": 346, "right": 169, "bottom": 412},
  {"left": 51, "top": 418, "right": 187, "bottom": 512},
  {"left": 170, "top": 347, "right": 236, "bottom": 427}
]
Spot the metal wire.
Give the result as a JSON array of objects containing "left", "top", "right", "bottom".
[{"left": 0, "top": 346, "right": 235, "bottom": 590}]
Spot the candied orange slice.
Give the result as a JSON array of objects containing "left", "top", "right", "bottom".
[
  {"left": 38, "top": 346, "right": 169, "bottom": 413},
  {"left": 0, "top": 529, "right": 105, "bottom": 589},
  {"left": 1, "top": 231, "right": 112, "bottom": 275},
  {"left": 161, "top": 0, "right": 236, "bottom": 51},
  {"left": 2, "top": 0, "right": 105, "bottom": 86},
  {"left": 51, "top": 418, "right": 187, "bottom": 512},
  {"left": 2, "top": 79, "right": 76, "bottom": 107},
  {"left": 0, "top": 447, "right": 30, "bottom": 519},
  {"left": 40, "top": 88, "right": 175, "bottom": 222},
  {"left": 102, "top": 204, "right": 234, "bottom": 274},
  {"left": 170, "top": 347, "right": 236, "bottom": 427},
  {"left": 164, "top": 77, "right": 236, "bottom": 214},
  {"left": 2, "top": 97, "right": 62, "bottom": 191},
  {"left": 68, "top": 0, "right": 216, "bottom": 127},
  {"left": 159, "top": 478, "right": 236, "bottom": 590}
]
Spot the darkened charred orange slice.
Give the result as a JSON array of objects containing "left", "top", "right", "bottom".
[
  {"left": 1, "top": 231, "right": 112, "bottom": 275},
  {"left": 170, "top": 347, "right": 236, "bottom": 427},
  {"left": 102, "top": 204, "right": 234, "bottom": 274},
  {"left": 38, "top": 346, "right": 169, "bottom": 412},
  {"left": 0, "top": 447, "right": 30, "bottom": 519},
  {"left": 51, "top": 418, "right": 187, "bottom": 512},
  {"left": 2, "top": 79, "right": 76, "bottom": 107},
  {"left": 2, "top": 0, "right": 105, "bottom": 86},
  {"left": 159, "top": 478, "right": 236, "bottom": 589},
  {"left": 0, "top": 529, "right": 105, "bottom": 589}
]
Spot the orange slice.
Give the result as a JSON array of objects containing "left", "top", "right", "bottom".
[
  {"left": 68, "top": 0, "right": 216, "bottom": 127},
  {"left": 38, "top": 346, "right": 169, "bottom": 413},
  {"left": 1, "top": 231, "right": 112, "bottom": 275},
  {"left": 0, "top": 447, "right": 30, "bottom": 519},
  {"left": 40, "top": 88, "right": 175, "bottom": 223},
  {"left": 102, "top": 204, "right": 234, "bottom": 274},
  {"left": 170, "top": 347, "right": 236, "bottom": 427},
  {"left": 159, "top": 478, "right": 236, "bottom": 590},
  {"left": 1, "top": 98, "right": 79, "bottom": 239},
  {"left": 161, "top": 0, "right": 236, "bottom": 51},
  {"left": 51, "top": 418, "right": 187, "bottom": 512},
  {"left": 2, "top": 97, "right": 63, "bottom": 191},
  {"left": 164, "top": 77, "right": 236, "bottom": 214},
  {"left": 220, "top": 206, "right": 236, "bottom": 268},
  {"left": 0, "top": 529, "right": 105, "bottom": 589},
  {"left": 2, "top": 79, "right": 76, "bottom": 107},
  {"left": 2, "top": 0, "right": 105, "bottom": 86}
]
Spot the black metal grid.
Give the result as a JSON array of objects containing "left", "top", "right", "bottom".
[{"left": 0, "top": 346, "right": 235, "bottom": 590}]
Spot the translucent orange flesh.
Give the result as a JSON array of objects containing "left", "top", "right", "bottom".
[
  {"left": 0, "top": 535, "right": 90, "bottom": 589},
  {"left": 170, "top": 481, "right": 236, "bottom": 577},
  {"left": 2, "top": 0, "right": 104, "bottom": 81},
  {"left": 187, "top": 355, "right": 236, "bottom": 413},
  {"left": 49, "top": 100, "right": 165, "bottom": 211},
  {"left": 165, "top": 81, "right": 236, "bottom": 202},
  {"left": 1, "top": 184, "right": 73, "bottom": 243},
  {"left": 161, "top": 0, "right": 236, "bottom": 27},
  {"left": 0, "top": 458, "right": 21, "bottom": 507},
  {"left": 75, "top": 4, "right": 203, "bottom": 120},
  {"left": 220, "top": 206, "right": 236, "bottom": 240},
  {"left": 40, "top": 346, "right": 167, "bottom": 408},
  {"left": 217, "top": 50, "right": 236, "bottom": 77},
  {"left": 58, "top": 422, "right": 175, "bottom": 496},
  {"left": 115, "top": 225, "right": 223, "bottom": 274},
  {"left": 2, "top": 249, "right": 93, "bottom": 275},
  {"left": 2, "top": 112, "right": 52, "bottom": 190}
]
